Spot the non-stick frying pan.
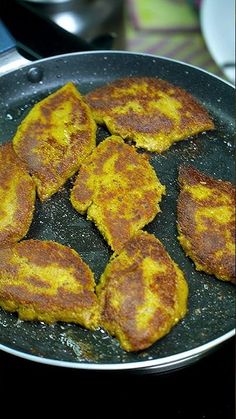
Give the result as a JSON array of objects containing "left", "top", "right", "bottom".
[{"left": 0, "top": 21, "right": 235, "bottom": 373}]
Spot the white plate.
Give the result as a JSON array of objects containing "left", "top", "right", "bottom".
[{"left": 200, "top": 0, "right": 235, "bottom": 84}]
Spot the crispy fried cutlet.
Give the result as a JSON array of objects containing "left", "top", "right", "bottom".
[
  {"left": 177, "top": 166, "right": 235, "bottom": 283},
  {"left": 0, "top": 240, "right": 99, "bottom": 328},
  {"left": 85, "top": 77, "right": 214, "bottom": 153},
  {"left": 13, "top": 82, "right": 96, "bottom": 201},
  {"left": 70, "top": 135, "right": 165, "bottom": 252},
  {"left": 96, "top": 231, "right": 188, "bottom": 352},
  {"left": 0, "top": 142, "right": 36, "bottom": 245}
]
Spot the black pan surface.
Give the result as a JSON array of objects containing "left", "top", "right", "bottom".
[{"left": 0, "top": 51, "right": 235, "bottom": 371}]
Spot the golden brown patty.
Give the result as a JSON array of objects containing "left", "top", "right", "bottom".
[
  {"left": 0, "top": 142, "right": 36, "bottom": 245},
  {"left": 0, "top": 240, "right": 99, "bottom": 328},
  {"left": 70, "top": 135, "right": 165, "bottom": 252},
  {"left": 13, "top": 82, "right": 96, "bottom": 201},
  {"left": 177, "top": 166, "right": 235, "bottom": 283},
  {"left": 85, "top": 77, "right": 214, "bottom": 153},
  {"left": 96, "top": 231, "right": 188, "bottom": 352}
]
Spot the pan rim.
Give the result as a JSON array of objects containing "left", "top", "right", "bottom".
[
  {"left": 0, "top": 329, "right": 234, "bottom": 370},
  {"left": 2, "top": 49, "right": 235, "bottom": 89}
]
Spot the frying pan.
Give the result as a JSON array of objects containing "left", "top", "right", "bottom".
[{"left": 0, "top": 21, "right": 235, "bottom": 373}]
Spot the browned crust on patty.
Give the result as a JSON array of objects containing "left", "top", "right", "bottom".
[
  {"left": 13, "top": 82, "right": 96, "bottom": 201},
  {"left": 70, "top": 135, "right": 165, "bottom": 252},
  {"left": 177, "top": 166, "right": 235, "bottom": 283},
  {"left": 97, "top": 231, "right": 188, "bottom": 351},
  {"left": 0, "top": 142, "right": 36, "bottom": 245},
  {"left": 85, "top": 77, "right": 214, "bottom": 153},
  {"left": 0, "top": 240, "right": 99, "bottom": 328}
]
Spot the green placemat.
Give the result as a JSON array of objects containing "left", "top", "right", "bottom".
[
  {"left": 125, "top": 0, "right": 225, "bottom": 80},
  {"left": 128, "top": 0, "right": 199, "bottom": 31}
]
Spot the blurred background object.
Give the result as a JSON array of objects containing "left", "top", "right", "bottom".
[
  {"left": 23, "top": 0, "right": 126, "bottom": 49},
  {"left": 0, "top": 0, "right": 126, "bottom": 54},
  {"left": 125, "top": 0, "right": 235, "bottom": 84},
  {"left": 200, "top": 0, "right": 235, "bottom": 84},
  {"left": 0, "top": 0, "right": 234, "bottom": 83}
]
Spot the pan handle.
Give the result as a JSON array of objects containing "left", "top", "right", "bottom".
[{"left": 0, "top": 20, "right": 30, "bottom": 75}]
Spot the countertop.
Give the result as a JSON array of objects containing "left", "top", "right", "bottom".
[{"left": 1, "top": 337, "right": 235, "bottom": 418}]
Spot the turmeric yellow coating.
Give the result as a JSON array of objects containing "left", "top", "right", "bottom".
[
  {"left": 85, "top": 77, "right": 214, "bottom": 153},
  {"left": 70, "top": 135, "right": 165, "bottom": 252},
  {"left": 0, "top": 240, "right": 99, "bottom": 328},
  {"left": 0, "top": 142, "right": 36, "bottom": 245},
  {"left": 97, "top": 231, "right": 188, "bottom": 352},
  {"left": 177, "top": 166, "right": 235, "bottom": 283},
  {"left": 13, "top": 82, "right": 96, "bottom": 201}
]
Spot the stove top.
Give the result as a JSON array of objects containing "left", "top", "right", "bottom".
[
  {"left": 0, "top": 0, "right": 126, "bottom": 58},
  {"left": 23, "top": 0, "right": 125, "bottom": 46}
]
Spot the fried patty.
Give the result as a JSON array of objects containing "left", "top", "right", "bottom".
[
  {"left": 85, "top": 77, "right": 214, "bottom": 153},
  {"left": 13, "top": 82, "right": 96, "bottom": 201},
  {"left": 0, "top": 142, "right": 36, "bottom": 245},
  {"left": 177, "top": 166, "right": 235, "bottom": 283},
  {"left": 70, "top": 135, "right": 165, "bottom": 252},
  {"left": 96, "top": 231, "right": 188, "bottom": 352},
  {"left": 0, "top": 240, "right": 99, "bottom": 328}
]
